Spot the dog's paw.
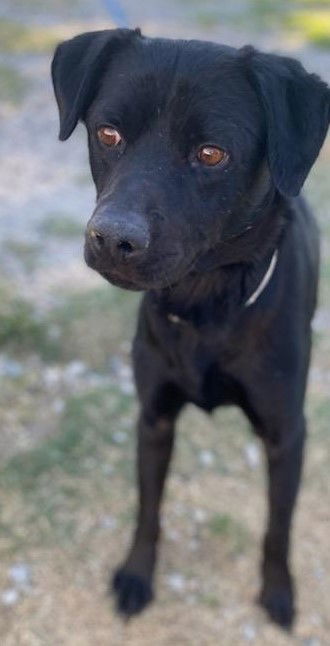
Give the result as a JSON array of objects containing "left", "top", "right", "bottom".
[
  {"left": 258, "top": 585, "right": 295, "bottom": 629},
  {"left": 112, "top": 568, "right": 153, "bottom": 617}
]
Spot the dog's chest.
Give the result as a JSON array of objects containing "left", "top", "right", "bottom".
[{"left": 164, "top": 319, "right": 240, "bottom": 410}]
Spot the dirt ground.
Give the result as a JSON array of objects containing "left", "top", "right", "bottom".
[{"left": 0, "top": 1, "right": 329, "bottom": 645}]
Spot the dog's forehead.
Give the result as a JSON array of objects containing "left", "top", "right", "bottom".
[
  {"left": 88, "top": 37, "right": 262, "bottom": 150},
  {"left": 107, "top": 36, "right": 236, "bottom": 81},
  {"left": 93, "top": 38, "right": 254, "bottom": 116}
]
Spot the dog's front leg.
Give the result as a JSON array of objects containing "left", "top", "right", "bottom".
[
  {"left": 259, "top": 417, "right": 306, "bottom": 629},
  {"left": 113, "top": 405, "right": 180, "bottom": 617}
]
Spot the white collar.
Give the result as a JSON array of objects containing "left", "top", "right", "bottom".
[
  {"left": 244, "top": 249, "right": 278, "bottom": 307},
  {"left": 167, "top": 248, "right": 279, "bottom": 324}
]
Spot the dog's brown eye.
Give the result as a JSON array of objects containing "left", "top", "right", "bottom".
[
  {"left": 197, "top": 146, "right": 228, "bottom": 167},
  {"left": 97, "top": 126, "right": 122, "bottom": 147}
]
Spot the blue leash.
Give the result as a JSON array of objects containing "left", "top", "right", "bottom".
[{"left": 102, "top": 0, "right": 129, "bottom": 27}]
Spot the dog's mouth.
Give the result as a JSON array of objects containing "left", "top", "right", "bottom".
[
  {"left": 83, "top": 223, "right": 250, "bottom": 291},
  {"left": 84, "top": 241, "right": 191, "bottom": 291},
  {"left": 99, "top": 269, "right": 157, "bottom": 291},
  {"left": 84, "top": 236, "right": 242, "bottom": 292}
]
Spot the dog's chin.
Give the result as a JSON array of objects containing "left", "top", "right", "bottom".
[
  {"left": 99, "top": 270, "right": 148, "bottom": 291},
  {"left": 85, "top": 259, "right": 179, "bottom": 291},
  {"left": 84, "top": 246, "right": 190, "bottom": 291},
  {"left": 98, "top": 267, "right": 184, "bottom": 291}
]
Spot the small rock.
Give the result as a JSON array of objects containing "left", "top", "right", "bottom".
[
  {"left": 63, "top": 360, "right": 87, "bottom": 380},
  {"left": 119, "top": 380, "right": 135, "bottom": 395},
  {"left": 310, "top": 365, "right": 330, "bottom": 387},
  {"left": 86, "top": 372, "right": 108, "bottom": 387},
  {"left": 0, "top": 356, "right": 24, "bottom": 378},
  {"left": 242, "top": 622, "right": 257, "bottom": 641},
  {"left": 83, "top": 457, "right": 97, "bottom": 469},
  {"left": 43, "top": 366, "right": 62, "bottom": 387},
  {"left": 188, "top": 539, "right": 199, "bottom": 552},
  {"left": 310, "top": 613, "right": 322, "bottom": 626},
  {"left": 101, "top": 464, "right": 113, "bottom": 476},
  {"left": 112, "top": 430, "right": 128, "bottom": 444},
  {"left": 119, "top": 341, "right": 131, "bottom": 354},
  {"left": 1, "top": 589, "right": 19, "bottom": 606},
  {"left": 312, "top": 307, "right": 330, "bottom": 333},
  {"left": 165, "top": 527, "right": 181, "bottom": 542},
  {"left": 193, "top": 508, "right": 207, "bottom": 524},
  {"left": 173, "top": 502, "right": 185, "bottom": 516},
  {"left": 166, "top": 572, "right": 186, "bottom": 592},
  {"left": 99, "top": 515, "right": 117, "bottom": 530},
  {"left": 111, "top": 357, "right": 135, "bottom": 394},
  {"left": 52, "top": 398, "right": 65, "bottom": 414},
  {"left": 111, "top": 357, "right": 131, "bottom": 379},
  {"left": 110, "top": 356, "right": 123, "bottom": 374},
  {"left": 244, "top": 443, "right": 261, "bottom": 470},
  {"left": 199, "top": 450, "right": 215, "bottom": 467},
  {"left": 185, "top": 594, "right": 197, "bottom": 605},
  {"left": 47, "top": 324, "right": 61, "bottom": 340},
  {"left": 9, "top": 563, "right": 31, "bottom": 587},
  {"left": 314, "top": 566, "right": 325, "bottom": 581},
  {"left": 120, "top": 416, "right": 133, "bottom": 430}
]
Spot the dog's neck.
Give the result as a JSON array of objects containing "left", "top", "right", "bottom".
[
  {"left": 150, "top": 195, "right": 289, "bottom": 329},
  {"left": 193, "top": 162, "right": 282, "bottom": 271}
]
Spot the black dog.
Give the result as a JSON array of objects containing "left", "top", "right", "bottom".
[{"left": 51, "top": 29, "right": 330, "bottom": 629}]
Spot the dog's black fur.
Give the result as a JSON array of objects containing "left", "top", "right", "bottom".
[{"left": 52, "top": 29, "right": 330, "bottom": 629}]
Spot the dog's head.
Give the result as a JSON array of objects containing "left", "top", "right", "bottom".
[{"left": 52, "top": 29, "right": 329, "bottom": 290}]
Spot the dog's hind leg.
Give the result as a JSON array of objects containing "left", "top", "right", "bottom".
[{"left": 112, "top": 382, "right": 186, "bottom": 617}]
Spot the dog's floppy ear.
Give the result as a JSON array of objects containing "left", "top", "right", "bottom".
[
  {"left": 51, "top": 29, "right": 139, "bottom": 141},
  {"left": 243, "top": 48, "right": 330, "bottom": 197}
]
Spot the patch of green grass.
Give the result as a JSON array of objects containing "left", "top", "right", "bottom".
[
  {"left": 1, "top": 426, "right": 85, "bottom": 488},
  {"left": 210, "top": 0, "right": 330, "bottom": 38},
  {"left": 306, "top": 158, "right": 330, "bottom": 217},
  {"left": 0, "top": 19, "right": 65, "bottom": 55},
  {"left": 5, "top": 239, "right": 41, "bottom": 271},
  {"left": 224, "top": 0, "right": 288, "bottom": 29},
  {"left": 0, "top": 283, "right": 47, "bottom": 353},
  {"left": 0, "top": 384, "right": 135, "bottom": 551},
  {"left": 0, "top": 277, "right": 139, "bottom": 366},
  {"left": 52, "top": 286, "right": 138, "bottom": 327},
  {"left": 44, "top": 285, "right": 139, "bottom": 368},
  {"left": 197, "top": 592, "right": 220, "bottom": 608},
  {"left": 209, "top": 513, "right": 234, "bottom": 536},
  {"left": 0, "top": 386, "right": 134, "bottom": 491},
  {"left": 292, "top": 0, "right": 330, "bottom": 6},
  {"left": 208, "top": 512, "right": 250, "bottom": 555},
  {"left": 309, "top": 395, "right": 330, "bottom": 439},
  {"left": 319, "top": 257, "right": 330, "bottom": 307},
  {"left": 0, "top": 63, "right": 29, "bottom": 105},
  {"left": 195, "top": 10, "right": 221, "bottom": 29},
  {"left": 74, "top": 171, "right": 92, "bottom": 187},
  {"left": 0, "top": 484, "right": 82, "bottom": 553},
  {"left": 0, "top": 18, "right": 76, "bottom": 54},
  {"left": 39, "top": 213, "right": 83, "bottom": 239},
  {"left": 250, "top": 0, "right": 288, "bottom": 22},
  {"left": 287, "top": 10, "right": 330, "bottom": 47},
  {"left": 0, "top": 518, "right": 28, "bottom": 555}
]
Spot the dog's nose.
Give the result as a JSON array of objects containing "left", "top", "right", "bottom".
[{"left": 87, "top": 214, "right": 150, "bottom": 261}]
